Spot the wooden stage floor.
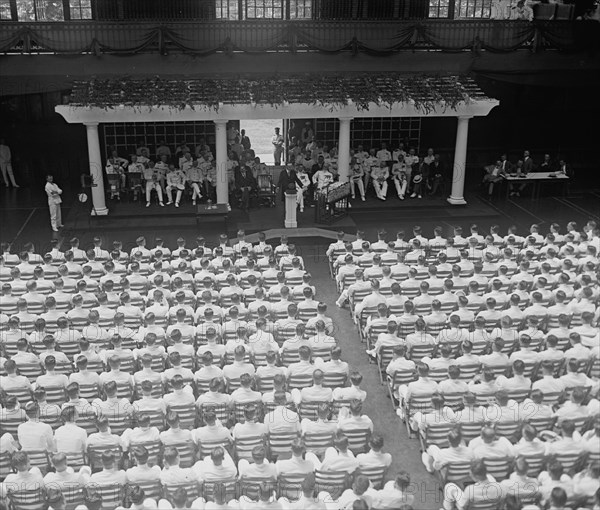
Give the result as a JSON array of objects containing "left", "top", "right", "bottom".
[{"left": 2, "top": 183, "right": 599, "bottom": 253}]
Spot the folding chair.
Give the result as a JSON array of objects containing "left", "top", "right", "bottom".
[
  {"left": 386, "top": 369, "right": 417, "bottom": 408},
  {"left": 257, "top": 174, "right": 277, "bottom": 208},
  {"left": 78, "top": 382, "right": 100, "bottom": 401},
  {"left": 298, "top": 400, "right": 322, "bottom": 421},
  {"left": 44, "top": 385, "right": 67, "bottom": 406},
  {"left": 114, "top": 380, "right": 133, "bottom": 400},
  {"left": 437, "top": 460, "right": 472, "bottom": 486},
  {"left": 323, "top": 372, "right": 347, "bottom": 389},
  {"left": 288, "top": 373, "right": 313, "bottom": 390},
  {"left": 358, "top": 465, "right": 386, "bottom": 489},
  {"left": 22, "top": 449, "right": 50, "bottom": 475},
  {"left": 162, "top": 481, "right": 200, "bottom": 505},
  {"left": 419, "top": 422, "right": 455, "bottom": 450},
  {"left": 314, "top": 469, "right": 350, "bottom": 500},
  {"left": 459, "top": 422, "right": 484, "bottom": 443},
  {"left": 64, "top": 450, "right": 86, "bottom": 470},
  {"left": 63, "top": 485, "right": 85, "bottom": 509},
  {"left": 506, "top": 388, "right": 530, "bottom": 403},
  {"left": 238, "top": 478, "right": 277, "bottom": 501},
  {"left": 133, "top": 479, "right": 162, "bottom": 500},
  {"left": 376, "top": 346, "right": 395, "bottom": 383},
  {"left": 342, "top": 427, "right": 371, "bottom": 454},
  {"left": 87, "top": 445, "right": 123, "bottom": 471},
  {"left": 303, "top": 431, "right": 335, "bottom": 458},
  {"left": 106, "top": 412, "right": 130, "bottom": 436},
  {"left": 520, "top": 452, "right": 546, "bottom": 477},
  {"left": 268, "top": 431, "right": 299, "bottom": 460},
  {"left": 15, "top": 362, "right": 42, "bottom": 383},
  {"left": 7, "top": 488, "right": 47, "bottom": 510},
  {"left": 494, "top": 421, "right": 520, "bottom": 442},
  {"left": 202, "top": 479, "right": 237, "bottom": 502},
  {"left": 167, "top": 441, "right": 196, "bottom": 468},
  {"left": 278, "top": 472, "right": 306, "bottom": 500},
  {"left": 235, "top": 435, "right": 266, "bottom": 462},
  {"left": 197, "top": 437, "right": 231, "bottom": 460},
  {"left": 483, "top": 456, "right": 513, "bottom": 481},
  {"left": 106, "top": 174, "right": 122, "bottom": 201},
  {"left": 167, "top": 402, "right": 196, "bottom": 430},
  {"left": 129, "top": 440, "right": 162, "bottom": 467},
  {"left": 403, "top": 395, "right": 433, "bottom": 437},
  {"left": 198, "top": 403, "right": 230, "bottom": 427}
]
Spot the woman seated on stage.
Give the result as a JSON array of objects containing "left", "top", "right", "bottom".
[
  {"left": 185, "top": 160, "right": 203, "bottom": 206},
  {"left": 392, "top": 156, "right": 409, "bottom": 200},
  {"left": 410, "top": 166, "right": 423, "bottom": 199},
  {"left": 350, "top": 157, "right": 366, "bottom": 201}
]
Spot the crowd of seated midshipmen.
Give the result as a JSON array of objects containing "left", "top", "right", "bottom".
[
  {"left": 327, "top": 221, "right": 600, "bottom": 510},
  {"left": 0, "top": 231, "right": 411, "bottom": 510}
]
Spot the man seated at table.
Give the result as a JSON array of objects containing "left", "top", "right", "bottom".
[
  {"left": 507, "top": 159, "right": 529, "bottom": 197},
  {"left": 483, "top": 160, "right": 506, "bottom": 197}
]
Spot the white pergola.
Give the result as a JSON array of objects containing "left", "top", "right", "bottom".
[{"left": 55, "top": 98, "right": 498, "bottom": 215}]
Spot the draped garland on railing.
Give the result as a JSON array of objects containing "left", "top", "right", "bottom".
[
  {"left": 1, "top": 20, "right": 598, "bottom": 56},
  {"left": 70, "top": 74, "right": 486, "bottom": 114}
]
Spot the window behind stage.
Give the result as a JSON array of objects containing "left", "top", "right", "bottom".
[
  {"left": 10, "top": 0, "right": 92, "bottom": 20},
  {"left": 314, "top": 118, "right": 421, "bottom": 152},
  {"left": 216, "top": 0, "right": 312, "bottom": 19},
  {"left": 102, "top": 122, "right": 216, "bottom": 160},
  {"left": 428, "top": 0, "right": 493, "bottom": 18}
]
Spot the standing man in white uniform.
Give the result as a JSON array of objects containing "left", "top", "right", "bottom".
[
  {"left": 272, "top": 127, "right": 284, "bottom": 166},
  {"left": 0, "top": 138, "right": 19, "bottom": 188},
  {"left": 45, "top": 175, "right": 63, "bottom": 232}
]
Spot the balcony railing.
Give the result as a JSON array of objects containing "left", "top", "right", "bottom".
[
  {"left": 0, "top": 19, "right": 597, "bottom": 55},
  {"left": 0, "top": 0, "right": 584, "bottom": 22}
]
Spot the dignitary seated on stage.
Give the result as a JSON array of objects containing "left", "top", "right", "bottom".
[{"left": 234, "top": 165, "right": 257, "bottom": 212}]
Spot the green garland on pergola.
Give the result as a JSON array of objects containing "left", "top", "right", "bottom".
[{"left": 70, "top": 74, "right": 488, "bottom": 114}]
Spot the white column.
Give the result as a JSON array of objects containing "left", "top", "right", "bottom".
[
  {"left": 284, "top": 191, "right": 298, "bottom": 228},
  {"left": 84, "top": 122, "right": 108, "bottom": 216},
  {"left": 447, "top": 115, "right": 472, "bottom": 206},
  {"left": 337, "top": 117, "right": 353, "bottom": 183},
  {"left": 214, "top": 119, "right": 229, "bottom": 207}
]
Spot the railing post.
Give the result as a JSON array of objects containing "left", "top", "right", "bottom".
[
  {"left": 362, "top": 0, "right": 369, "bottom": 18},
  {"left": 62, "top": 0, "right": 71, "bottom": 20},
  {"left": 532, "top": 24, "right": 542, "bottom": 52},
  {"left": 22, "top": 28, "right": 31, "bottom": 53},
  {"left": 238, "top": 0, "right": 244, "bottom": 20},
  {"left": 393, "top": 0, "right": 401, "bottom": 19},
  {"left": 285, "top": 0, "right": 291, "bottom": 19},
  {"left": 289, "top": 23, "right": 297, "bottom": 52},
  {"left": 449, "top": 0, "right": 456, "bottom": 19},
  {"left": 402, "top": 0, "right": 410, "bottom": 19},
  {"left": 117, "top": 0, "right": 125, "bottom": 20},
  {"left": 9, "top": 0, "right": 18, "bottom": 20}
]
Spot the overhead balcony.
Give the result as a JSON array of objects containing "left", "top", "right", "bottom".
[{"left": 0, "top": 18, "right": 598, "bottom": 55}]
